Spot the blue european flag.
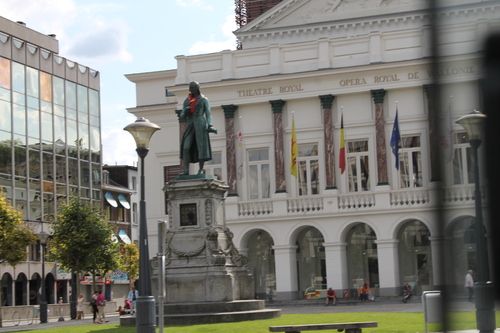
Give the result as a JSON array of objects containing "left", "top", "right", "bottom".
[{"left": 390, "top": 109, "right": 401, "bottom": 170}]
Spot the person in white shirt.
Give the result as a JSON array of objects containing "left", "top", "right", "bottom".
[
  {"left": 127, "top": 287, "right": 139, "bottom": 314},
  {"left": 465, "top": 270, "right": 474, "bottom": 302}
]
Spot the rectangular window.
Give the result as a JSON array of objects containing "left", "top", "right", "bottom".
[
  {"left": 53, "top": 76, "right": 64, "bottom": 106},
  {"left": 12, "top": 62, "right": 25, "bottom": 94},
  {"left": 203, "top": 152, "right": 223, "bottom": 180},
  {"left": 347, "top": 140, "right": 370, "bottom": 192},
  {"left": 26, "top": 67, "right": 38, "bottom": 98},
  {"left": 132, "top": 202, "right": 138, "bottom": 225},
  {"left": 248, "top": 149, "right": 270, "bottom": 199},
  {"left": 453, "top": 131, "right": 475, "bottom": 185},
  {"left": 40, "top": 72, "right": 52, "bottom": 102},
  {"left": 398, "top": 136, "right": 422, "bottom": 188},
  {"left": 297, "top": 144, "right": 320, "bottom": 196},
  {"left": 131, "top": 176, "right": 137, "bottom": 191}
]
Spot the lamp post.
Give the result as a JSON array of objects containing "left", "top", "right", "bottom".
[
  {"left": 37, "top": 230, "right": 50, "bottom": 324},
  {"left": 124, "top": 117, "right": 161, "bottom": 333},
  {"left": 456, "top": 109, "right": 495, "bottom": 333}
]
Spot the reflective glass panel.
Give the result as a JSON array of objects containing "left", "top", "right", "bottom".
[
  {"left": 55, "top": 155, "right": 66, "bottom": 183},
  {"left": 89, "top": 89, "right": 99, "bottom": 116},
  {"left": 26, "top": 67, "right": 38, "bottom": 98},
  {"left": 12, "top": 62, "right": 24, "bottom": 93},
  {"left": 53, "top": 76, "right": 64, "bottom": 106},
  {"left": 77, "top": 85, "right": 88, "bottom": 113},
  {"left": 13, "top": 104, "right": 26, "bottom": 135},
  {"left": 90, "top": 126, "right": 100, "bottom": 152},
  {"left": 0, "top": 58, "right": 10, "bottom": 89},
  {"left": 66, "top": 81, "right": 76, "bottom": 110},
  {"left": 27, "top": 108, "right": 40, "bottom": 139},
  {"left": 27, "top": 96, "right": 39, "bottom": 110},
  {"left": 78, "top": 122, "right": 89, "bottom": 150},
  {"left": 0, "top": 139, "right": 12, "bottom": 174},
  {"left": 41, "top": 112, "right": 53, "bottom": 142},
  {"left": 91, "top": 163, "right": 100, "bottom": 186},
  {"left": 54, "top": 115, "right": 65, "bottom": 144},
  {"left": 0, "top": 87, "right": 10, "bottom": 102},
  {"left": 54, "top": 104, "right": 64, "bottom": 117},
  {"left": 42, "top": 152, "right": 53, "bottom": 181},
  {"left": 68, "top": 158, "right": 78, "bottom": 185},
  {"left": 0, "top": 100, "right": 11, "bottom": 132},
  {"left": 41, "top": 100, "right": 51, "bottom": 113},
  {"left": 90, "top": 115, "right": 99, "bottom": 127},
  {"left": 80, "top": 160, "right": 90, "bottom": 187},
  {"left": 67, "top": 119, "right": 77, "bottom": 158},
  {"left": 14, "top": 146, "right": 27, "bottom": 177},
  {"left": 12, "top": 92, "right": 25, "bottom": 106},
  {"left": 40, "top": 72, "right": 52, "bottom": 102},
  {"left": 28, "top": 149, "right": 40, "bottom": 179}
]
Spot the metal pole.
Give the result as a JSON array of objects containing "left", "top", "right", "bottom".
[
  {"left": 70, "top": 270, "right": 77, "bottom": 320},
  {"left": 157, "top": 220, "right": 166, "bottom": 333},
  {"left": 136, "top": 149, "right": 156, "bottom": 333},
  {"left": 40, "top": 243, "right": 47, "bottom": 324},
  {"left": 470, "top": 140, "right": 495, "bottom": 333}
]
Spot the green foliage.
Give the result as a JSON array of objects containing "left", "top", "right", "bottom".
[
  {"left": 0, "top": 191, "right": 37, "bottom": 268},
  {"left": 50, "top": 198, "right": 119, "bottom": 275},
  {"left": 119, "top": 243, "right": 139, "bottom": 284}
]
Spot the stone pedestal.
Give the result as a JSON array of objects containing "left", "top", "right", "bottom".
[{"left": 153, "top": 177, "right": 254, "bottom": 303}]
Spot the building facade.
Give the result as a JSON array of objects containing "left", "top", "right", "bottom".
[
  {"left": 126, "top": 0, "right": 498, "bottom": 300},
  {"left": 0, "top": 17, "right": 101, "bottom": 306}
]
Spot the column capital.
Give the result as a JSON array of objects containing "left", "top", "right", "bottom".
[
  {"left": 221, "top": 104, "right": 238, "bottom": 118},
  {"left": 319, "top": 94, "right": 335, "bottom": 109},
  {"left": 370, "top": 89, "right": 386, "bottom": 104},
  {"left": 175, "top": 109, "right": 185, "bottom": 123},
  {"left": 269, "top": 99, "right": 286, "bottom": 113}
]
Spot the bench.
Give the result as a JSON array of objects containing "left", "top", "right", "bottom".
[{"left": 269, "top": 321, "right": 377, "bottom": 333}]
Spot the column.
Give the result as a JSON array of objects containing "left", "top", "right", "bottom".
[
  {"left": 319, "top": 95, "right": 336, "bottom": 189},
  {"left": 429, "top": 236, "right": 446, "bottom": 287},
  {"left": 424, "top": 85, "right": 440, "bottom": 182},
  {"left": 222, "top": 104, "right": 238, "bottom": 196},
  {"left": 269, "top": 100, "right": 286, "bottom": 193},
  {"left": 323, "top": 242, "right": 347, "bottom": 292},
  {"left": 175, "top": 109, "right": 186, "bottom": 170},
  {"left": 272, "top": 245, "right": 298, "bottom": 300},
  {"left": 374, "top": 239, "right": 399, "bottom": 296},
  {"left": 370, "top": 89, "right": 389, "bottom": 185}
]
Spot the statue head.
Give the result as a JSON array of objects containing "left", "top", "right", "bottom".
[{"left": 189, "top": 81, "right": 200, "bottom": 96}]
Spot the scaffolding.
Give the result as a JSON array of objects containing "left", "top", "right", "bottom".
[{"left": 235, "top": 0, "right": 284, "bottom": 49}]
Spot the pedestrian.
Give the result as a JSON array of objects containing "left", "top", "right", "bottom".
[
  {"left": 359, "top": 283, "right": 369, "bottom": 302},
  {"left": 76, "top": 293, "right": 85, "bottom": 320},
  {"left": 325, "top": 288, "right": 336, "bottom": 306},
  {"left": 402, "top": 281, "right": 412, "bottom": 303},
  {"left": 90, "top": 291, "right": 99, "bottom": 323},
  {"left": 465, "top": 269, "right": 474, "bottom": 302},
  {"left": 97, "top": 290, "right": 108, "bottom": 323},
  {"left": 128, "top": 286, "right": 139, "bottom": 315}
]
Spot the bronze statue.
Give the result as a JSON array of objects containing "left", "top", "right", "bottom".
[{"left": 179, "top": 81, "right": 217, "bottom": 175}]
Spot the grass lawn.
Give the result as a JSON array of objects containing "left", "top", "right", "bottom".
[{"left": 5, "top": 311, "right": 499, "bottom": 333}]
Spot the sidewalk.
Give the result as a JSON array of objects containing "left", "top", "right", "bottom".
[{"left": 0, "top": 313, "right": 120, "bottom": 332}]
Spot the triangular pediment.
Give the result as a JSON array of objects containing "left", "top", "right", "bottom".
[{"left": 238, "top": 0, "right": 462, "bottom": 33}]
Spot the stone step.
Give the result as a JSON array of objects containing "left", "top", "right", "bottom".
[
  {"left": 163, "top": 299, "right": 265, "bottom": 314},
  {"left": 120, "top": 308, "right": 281, "bottom": 327}
]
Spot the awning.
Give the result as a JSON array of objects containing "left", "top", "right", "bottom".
[
  {"left": 105, "top": 192, "right": 118, "bottom": 207},
  {"left": 118, "top": 194, "right": 130, "bottom": 209},
  {"left": 118, "top": 229, "right": 131, "bottom": 244}
]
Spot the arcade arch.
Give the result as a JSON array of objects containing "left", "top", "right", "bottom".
[
  {"left": 245, "top": 230, "right": 275, "bottom": 299},
  {"left": 1, "top": 273, "right": 13, "bottom": 306},
  {"left": 345, "top": 223, "right": 378, "bottom": 295},
  {"left": 295, "top": 227, "right": 325, "bottom": 294},
  {"left": 397, "top": 220, "right": 432, "bottom": 294}
]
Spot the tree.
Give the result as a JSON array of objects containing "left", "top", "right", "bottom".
[
  {"left": 0, "top": 190, "right": 37, "bottom": 327},
  {"left": 49, "top": 199, "right": 119, "bottom": 294},
  {"left": 119, "top": 243, "right": 139, "bottom": 287}
]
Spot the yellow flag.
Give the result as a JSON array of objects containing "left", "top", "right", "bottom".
[{"left": 291, "top": 115, "right": 298, "bottom": 177}]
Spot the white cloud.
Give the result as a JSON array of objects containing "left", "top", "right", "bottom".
[
  {"left": 102, "top": 125, "right": 138, "bottom": 166},
  {"left": 176, "top": 0, "right": 213, "bottom": 10},
  {"left": 188, "top": 14, "right": 237, "bottom": 54}
]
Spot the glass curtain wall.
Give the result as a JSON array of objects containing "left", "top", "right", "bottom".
[
  {"left": 0, "top": 57, "right": 101, "bottom": 222},
  {"left": 397, "top": 220, "right": 432, "bottom": 295}
]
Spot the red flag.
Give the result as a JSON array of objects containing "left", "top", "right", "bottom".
[{"left": 339, "top": 113, "right": 346, "bottom": 174}]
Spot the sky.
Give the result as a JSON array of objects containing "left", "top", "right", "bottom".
[{"left": 1, "top": 0, "right": 237, "bottom": 166}]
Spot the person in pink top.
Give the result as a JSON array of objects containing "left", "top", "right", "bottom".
[{"left": 96, "top": 290, "right": 108, "bottom": 323}]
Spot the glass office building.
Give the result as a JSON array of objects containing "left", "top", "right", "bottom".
[{"left": 0, "top": 17, "right": 101, "bottom": 306}]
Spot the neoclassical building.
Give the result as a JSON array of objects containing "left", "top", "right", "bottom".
[{"left": 126, "top": 0, "right": 498, "bottom": 300}]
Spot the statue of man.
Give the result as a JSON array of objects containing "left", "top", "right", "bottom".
[{"left": 179, "top": 81, "right": 217, "bottom": 175}]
